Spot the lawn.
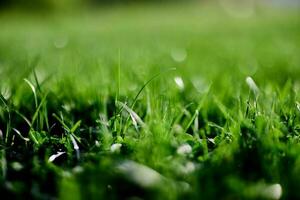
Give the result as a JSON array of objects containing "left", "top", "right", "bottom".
[{"left": 0, "top": 2, "right": 300, "bottom": 199}]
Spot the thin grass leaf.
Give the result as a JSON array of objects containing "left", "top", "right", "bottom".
[
  {"left": 0, "top": 145, "right": 7, "bottom": 180},
  {"left": 29, "top": 131, "right": 40, "bottom": 145},
  {"left": 184, "top": 92, "right": 208, "bottom": 133},
  {"left": 131, "top": 67, "right": 176, "bottom": 110},
  {"left": 24, "top": 78, "right": 38, "bottom": 108},
  {"left": 53, "top": 114, "right": 82, "bottom": 143},
  {"left": 115, "top": 48, "right": 121, "bottom": 103},
  {"left": 0, "top": 94, "right": 11, "bottom": 144},
  {"left": 117, "top": 101, "right": 145, "bottom": 128},
  {"left": 70, "top": 120, "right": 81, "bottom": 133},
  {"left": 14, "top": 110, "right": 31, "bottom": 127},
  {"left": 52, "top": 113, "right": 70, "bottom": 132},
  {"left": 30, "top": 93, "right": 48, "bottom": 130},
  {"left": 33, "top": 69, "right": 42, "bottom": 93},
  {"left": 214, "top": 97, "right": 234, "bottom": 122}
]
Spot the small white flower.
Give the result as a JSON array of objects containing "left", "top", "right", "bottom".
[
  {"left": 177, "top": 144, "right": 192, "bottom": 155},
  {"left": 111, "top": 143, "right": 122, "bottom": 153}
]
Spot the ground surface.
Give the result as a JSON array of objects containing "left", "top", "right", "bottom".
[{"left": 0, "top": 3, "right": 300, "bottom": 200}]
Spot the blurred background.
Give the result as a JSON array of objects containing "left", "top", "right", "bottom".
[
  {"left": 0, "top": 0, "right": 299, "bottom": 101},
  {"left": 0, "top": 0, "right": 299, "bottom": 11}
]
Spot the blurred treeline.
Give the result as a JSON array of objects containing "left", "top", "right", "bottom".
[{"left": 0, "top": 0, "right": 195, "bottom": 10}]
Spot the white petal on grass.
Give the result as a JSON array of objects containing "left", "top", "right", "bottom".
[
  {"left": 171, "top": 48, "right": 187, "bottom": 62},
  {"left": 116, "top": 160, "right": 163, "bottom": 188},
  {"left": 174, "top": 76, "right": 185, "bottom": 90},
  {"left": 177, "top": 144, "right": 192, "bottom": 155},
  {"left": 262, "top": 183, "right": 282, "bottom": 200},
  {"left": 194, "top": 109, "right": 199, "bottom": 132},
  {"left": 296, "top": 102, "right": 300, "bottom": 112},
  {"left": 246, "top": 76, "right": 260, "bottom": 96},
  {"left": 208, "top": 138, "right": 215, "bottom": 144},
  {"left": 111, "top": 143, "right": 122, "bottom": 153},
  {"left": 12, "top": 128, "right": 30, "bottom": 142},
  {"left": 117, "top": 101, "right": 145, "bottom": 128},
  {"left": 130, "top": 112, "right": 138, "bottom": 130},
  {"left": 70, "top": 135, "right": 79, "bottom": 150},
  {"left": 48, "top": 151, "right": 65, "bottom": 163},
  {"left": 70, "top": 134, "right": 80, "bottom": 159}
]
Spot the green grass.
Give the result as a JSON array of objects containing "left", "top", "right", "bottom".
[{"left": 0, "top": 3, "right": 300, "bottom": 199}]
